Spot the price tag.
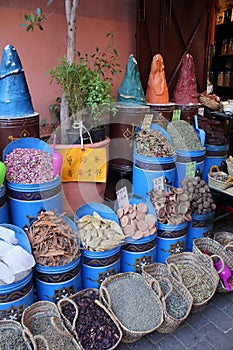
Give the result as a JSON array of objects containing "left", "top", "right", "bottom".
[
  {"left": 141, "top": 114, "right": 153, "bottom": 130},
  {"left": 186, "top": 162, "right": 196, "bottom": 178},
  {"left": 153, "top": 176, "right": 164, "bottom": 191},
  {"left": 116, "top": 186, "right": 129, "bottom": 208},
  {"left": 198, "top": 107, "right": 204, "bottom": 116},
  {"left": 172, "top": 109, "right": 181, "bottom": 122}
]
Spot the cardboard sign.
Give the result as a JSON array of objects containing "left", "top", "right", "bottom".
[
  {"left": 141, "top": 114, "right": 153, "bottom": 130},
  {"left": 153, "top": 176, "right": 164, "bottom": 191},
  {"left": 59, "top": 147, "right": 107, "bottom": 182}
]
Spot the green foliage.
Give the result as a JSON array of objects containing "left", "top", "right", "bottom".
[
  {"left": 19, "top": 8, "right": 45, "bottom": 31},
  {"left": 49, "top": 32, "right": 121, "bottom": 129}
]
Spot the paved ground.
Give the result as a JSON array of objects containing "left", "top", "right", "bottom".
[{"left": 116, "top": 219, "right": 233, "bottom": 350}]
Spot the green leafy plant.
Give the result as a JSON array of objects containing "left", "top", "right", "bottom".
[{"left": 49, "top": 32, "right": 121, "bottom": 130}]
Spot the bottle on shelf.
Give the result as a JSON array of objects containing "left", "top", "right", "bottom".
[
  {"left": 221, "top": 39, "right": 228, "bottom": 55},
  {"left": 224, "top": 71, "right": 231, "bottom": 86},
  {"left": 217, "top": 71, "right": 224, "bottom": 86}
]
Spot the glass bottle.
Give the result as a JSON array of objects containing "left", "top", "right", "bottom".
[
  {"left": 221, "top": 39, "right": 228, "bottom": 55},
  {"left": 224, "top": 71, "right": 231, "bottom": 86},
  {"left": 217, "top": 71, "right": 224, "bottom": 86}
]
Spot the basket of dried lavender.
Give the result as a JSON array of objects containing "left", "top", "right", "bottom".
[
  {"left": 193, "top": 237, "right": 233, "bottom": 293},
  {"left": 21, "top": 300, "right": 81, "bottom": 350},
  {"left": 166, "top": 252, "right": 219, "bottom": 313},
  {"left": 99, "top": 272, "right": 164, "bottom": 343},
  {"left": 57, "top": 288, "right": 122, "bottom": 350},
  {"left": 0, "top": 320, "right": 34, "bottom": 350},
  {"left": 142, "top": 263, "right": 193, "bottom": 334}
]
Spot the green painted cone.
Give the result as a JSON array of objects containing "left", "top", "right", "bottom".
[{"left": 0, "top": 162, "right": 6, "bottom": 184}]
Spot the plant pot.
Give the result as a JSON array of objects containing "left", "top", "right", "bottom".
[
  {"left": 90, "top": 126, "right": 106, "bottom": 143},
  {"left": 66, "top": 128, "right": 92, "bottom": 145},
  {"left": 56, "top": 137, "right": 110, "bottom": 217}
]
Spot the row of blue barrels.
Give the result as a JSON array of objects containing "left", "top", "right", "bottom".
[{"left": 132, "top": 143, "right": 229, "bottom": 196}]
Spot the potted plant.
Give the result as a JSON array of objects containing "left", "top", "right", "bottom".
[{"left": 48, "top": 32, "right": 121, "bottom": 144}]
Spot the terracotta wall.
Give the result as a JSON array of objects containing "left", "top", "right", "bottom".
[{"left": 0, "top": 0, "right": 136, "bottom": 121}]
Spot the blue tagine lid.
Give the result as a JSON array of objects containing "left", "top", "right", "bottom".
[{"left": 0, "top": 44, "right": 36, "bottom": 117}]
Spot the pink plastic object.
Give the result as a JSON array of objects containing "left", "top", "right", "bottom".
[
  {"left": 52, "top": 134, "right": 63, "bottom": 176},
  {"left": 214, "top": 259, "right": 232, "bottom": 291}
]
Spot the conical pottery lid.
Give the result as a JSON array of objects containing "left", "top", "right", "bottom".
[{"left": 0, "top": 44, "right": 36, "bottom": 117}]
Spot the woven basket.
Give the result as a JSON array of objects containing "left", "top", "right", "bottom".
[
  {"left": 57, "top": 288, "right": 122, "bottom": 350},
  {"left": 21, "top": 301, "right": 81, "bottom": 350},
  {"left": 142, "top": 263, "right": 193, "bottom": 334},
  {"left": 214, "top": 231, "right": 233, "bottom": 247},
  {"left": 166, "top": 252, "right": 219, "bottom": 313},
  {"left": 0, "top": 320, "right": 34, "bottom": 350},
  {"left": 198, "top": 94, "right": 221, "bottom": 110},
  {"left": 99, "top": 272, "right": 163, "bottom": 343},
  {"left": 226, "top": 158, "right": 233, "bottom": 176},
  {"left": 208, "top": 165, "right": 233, "bottom": 190},
  {"left": 193, "top": 237, "right": 233, "bottom": 292}
]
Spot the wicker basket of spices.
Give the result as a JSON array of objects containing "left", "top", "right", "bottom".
[
  {"left": 21, "top": 301, "right": 81, "bottom": 350},
  {"left": 193, "top": 237, "right": 233, "bottom": 293},
  {"left": 214, "top": 231, "right": 233, "bottom": 247},
  {"left": 0, "top": 320, "right": 34, "bottom": 350},
  {"left": 166, "top": 252, "right": 219, "bottom": 313},
  {"left": 208, "top": 165, "right": 233, "bottom": 191},
  {"left": 142, "top": 263, "right": 193, "bottom": 334},
  {"left": 57, "top": 288, "right": 122, "bottom": 350},
  {"left": 198, "top": 93, "right": 221, "bottom": 111},
  {"left": 99, "top": 272, "right": 163, "bottom": 343}
]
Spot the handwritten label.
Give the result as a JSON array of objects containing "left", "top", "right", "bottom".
[
  {"left": 116, "top": 186, "right": 129, "bottom": 208},
  {"left": 153, "top": 176, "right": 164, "bottom": 191},
  {"left": 141, "top": 114, "right": 153, "bottom": 130},
  {"left": 198, "top": 107, "right": 204, "bottom": 116},
  {"left": 186, "top": 162, "right": 196, "bottom": 178},
  {"left": 58, "top": 147, "right": 107, "bottom": 182},
  {"left": 172, "top": 109, "right": 181, "bottom": 122}
]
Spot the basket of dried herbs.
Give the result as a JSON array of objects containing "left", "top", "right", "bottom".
[
  {"left": 99, "top": 272, "right": 163, "bottom": 343},
  {"left": 193, "top": 237, "right": 233, "bottom": 292},
  {"left": 0, "top": 320, "right": 34, "bottom": 350},
  {"left": 57, "top": 288, "right": 122, "bottom": 350},
  {"left": 142, "top": 263, "right": 193, "bottom": 334},
  {"left": 21, "top": 301, "right": 80, "bottom": 350},
  {"left": 166, "top": 252, "right": 219, "bottom": 313}
]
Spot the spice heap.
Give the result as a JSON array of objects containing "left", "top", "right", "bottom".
[
  {"left": 26, "top": 210, "right": 80, "bottom": 266},
  {"left": 0, "top": 322, "right": 29, "bottom": 350},
  {"left": 59, "top": 289, "right": 121, "bottom": 350},
  {"left": 181, "top": 176, "right": 216, "bottom": 215},
  {"left": 101, "top": 273, "right": 163, "bottom": 332},
  {"left": 167, "top": 120, "right": 203, "bottom": 150},
  {"left": 198, "top": 116, "right": 227, "bottom": 145},
  {"left": 4, "top": 148, "right": 54, "bottom": 184},
  {"left": 135, "top": 129, "right": 175, "bottom": 157},
  {"left": 75, "top": 212, "right": 125, "bottom": 251},
  {"left": 149, "top": 187, "right": 192, "bottom": 225},
  {"left": 116, "top": 202, "right": 157, "bottom": 240}
]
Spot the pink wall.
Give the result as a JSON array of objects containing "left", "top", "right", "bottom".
[{"left": 0, "top": 1, "right": 136, "bottom": 121}]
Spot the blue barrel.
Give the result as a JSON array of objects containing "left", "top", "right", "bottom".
[
  {"left": 202, "top": 144, "right": 229, "bottom": 182},
  {"left": 186, "top": 211, "right": 215, "bottom": 251},
  {"left": 2, "top": 137, "right": 62, "bottom": 228},
  {"left": 132, "top": 123, "right": 176, "bottom": 197},
  {"left": 156, "top": 234, "right": 187, "bottom": 263},
  {"left": 157, "top": 221, "right": 188, "bottom": 238},
  {"left": 121, "top": 234, "right": 157, "bottom": 273},
  {"left": 74, "top": 202, "right": 121, "bottom": 289},
  {"left": 34, "top": 257, "right": 82, "bottom": 302},
  {"left": 0, "top": 224, "right": 34, "bottom": 321},
  {"left": 132, "top": 156, "right": 176, "bottom": 197},
  {"left": 0, "top": 185, "right": 9, "bottom": 223},
  {"left": 175, "top": 148, "right": 206, "bottom": 187},
  {"left": 33, "top": 216, "right": 81, "bottom": 302}
]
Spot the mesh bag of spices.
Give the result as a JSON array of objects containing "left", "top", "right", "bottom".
[
  {"left": 142, "top": 263, "right": 193, "bottom": 333},
  {"left": 166, "top": 252, "right": 219, "bottom": 313},
  {"left": 21, "top": 301, "right": 81, "bottom": 350},
  {"left": 99, "top": 272, "right": 163, "bottom": 343},
  {"left": 0, "top": 320, "right": 34, "bottom": 350},
  {"left": 193, "top": 237, "right": 233, "bottom": 293},
  {"left": 57, "top": 288, "right": 122, "bottom": 350},
  {"left": 208, "top": 166, "right": 233, "bottom": 191}
]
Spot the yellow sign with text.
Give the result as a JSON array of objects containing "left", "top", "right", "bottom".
[{"left": 59, "top": 147, "right": 107, "bottom": 183}]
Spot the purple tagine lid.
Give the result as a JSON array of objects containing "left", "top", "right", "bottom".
[{"left": 0, "top": 44, "right": 36, "bottom": 117}]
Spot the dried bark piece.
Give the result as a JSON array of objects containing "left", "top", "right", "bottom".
[
  {"left": 137, "top": 220, "right": 149, "bottom": 232},
  {"left": 132, "top": 230, "right": 144, "bottom": 240},
  {"left": 137, "top": 202, "right": 148, "bottom": 213}
]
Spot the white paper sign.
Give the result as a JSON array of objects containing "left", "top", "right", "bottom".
[
  {"left": 116, "top": 186, "right": 129, "bottom": 208},
  {"left": 153, "top": 176, "right": 164, "bottom": 191}
]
